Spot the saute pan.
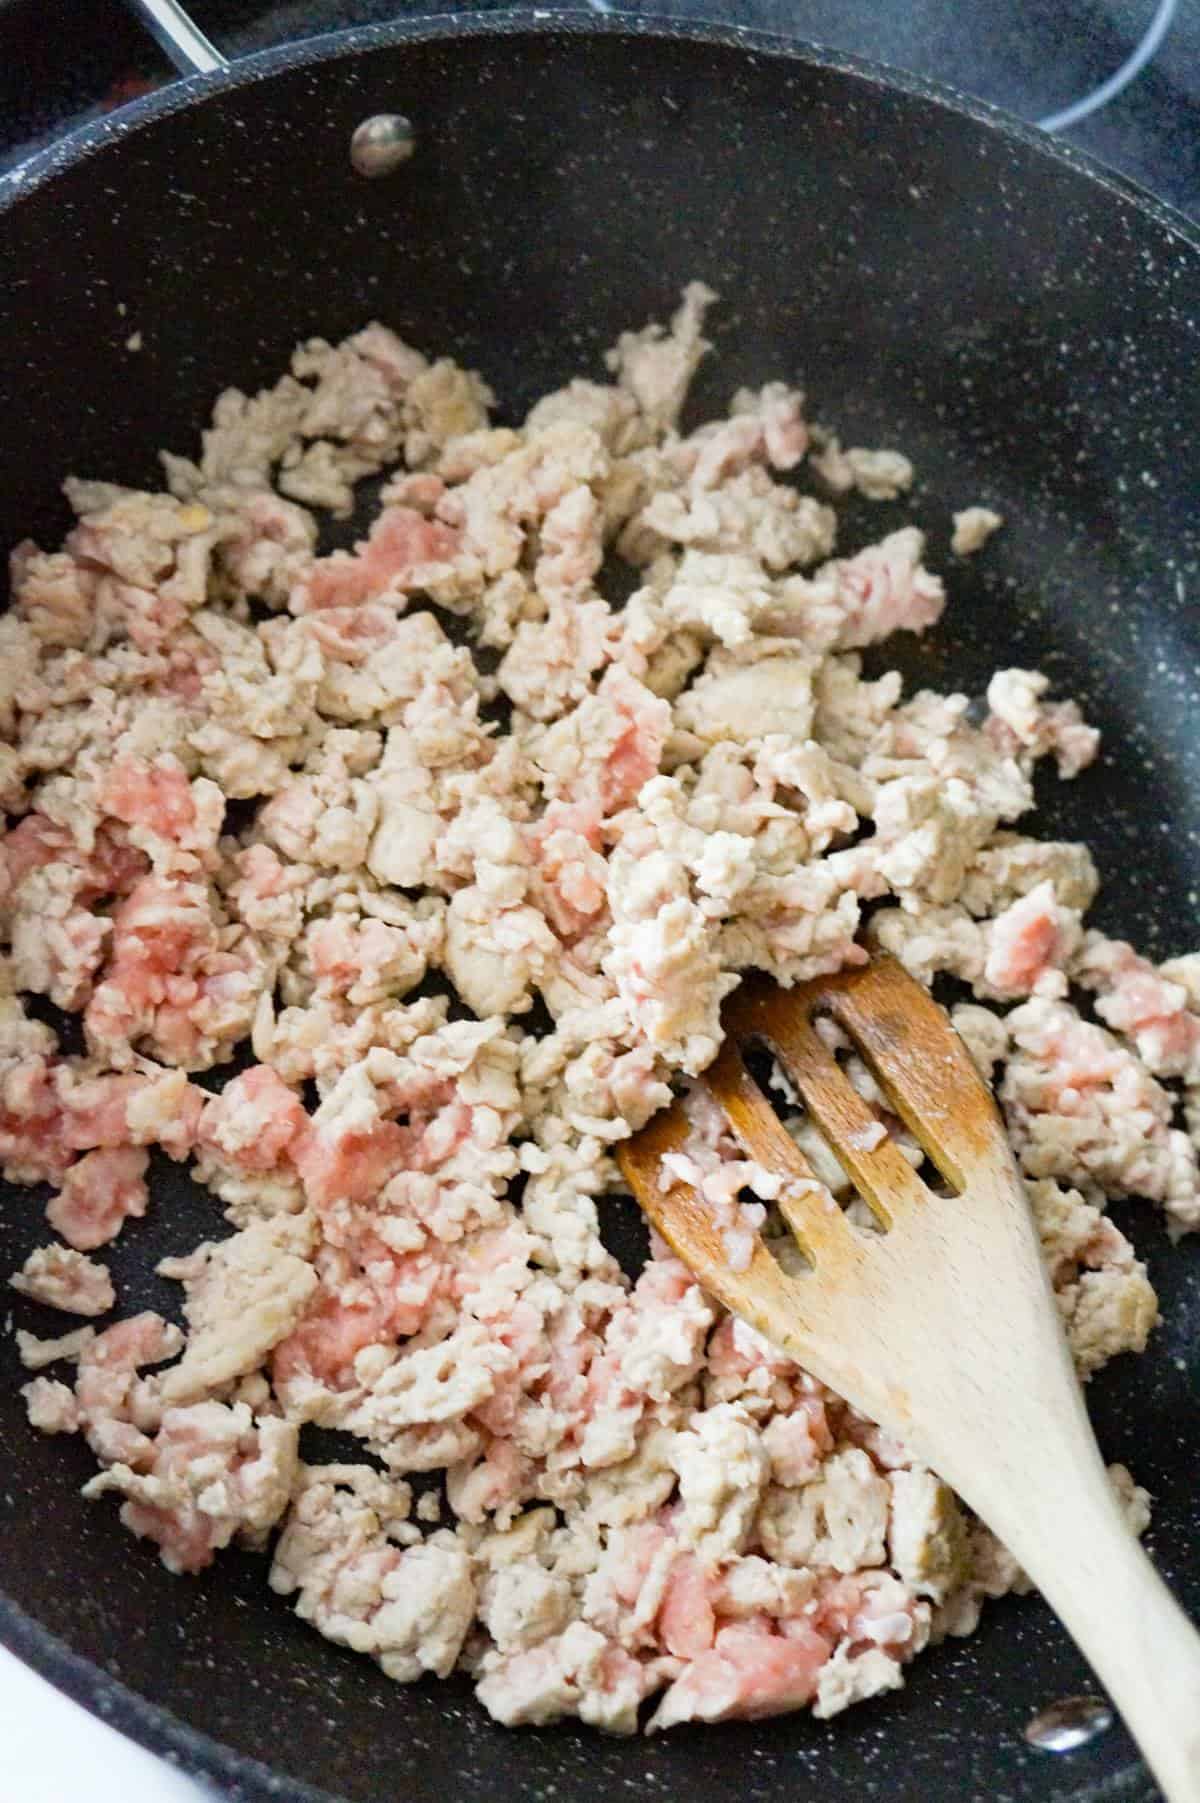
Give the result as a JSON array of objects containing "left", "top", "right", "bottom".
[{"left": 1, "top": 11, "right": 1199, "bottom": 1800}]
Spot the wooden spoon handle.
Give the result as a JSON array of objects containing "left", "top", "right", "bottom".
[
  {"left": 970, "top": 1442, "right": 1200, "bottom": 1802},
  {"left": 901, "top": 1255, "right": 1200, "bottom": 1803}
]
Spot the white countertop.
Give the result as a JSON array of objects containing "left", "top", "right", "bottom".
[{"left": 0, "top": 1643, "right": 210, "bottom": 1803}]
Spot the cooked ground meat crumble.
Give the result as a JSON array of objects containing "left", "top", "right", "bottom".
[{"left": 4, "top": 284, "right": 1191, "bottom": 1732}]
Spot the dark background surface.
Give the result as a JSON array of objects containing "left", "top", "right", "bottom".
[{"left": 1, "top": 0, "right": 1199, "bottom": 215}]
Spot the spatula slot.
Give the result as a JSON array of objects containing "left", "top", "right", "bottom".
[{"left": 820, "top": 964, "right": 1001, "bottom": 1197}]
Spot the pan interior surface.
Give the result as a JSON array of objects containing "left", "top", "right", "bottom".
[{"left": 0, "top": 18, "right": 1198, "bottom": 1803}]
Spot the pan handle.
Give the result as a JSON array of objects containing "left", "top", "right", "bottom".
[
  {"left": 125, "top": 0, "right": 228, "bottom": 76},
  {"left": 127, "top": 0, "right": 1177, "bottom": 128},
  {"left": 122, "top": 0, "right": 416, "bottom": 173}
]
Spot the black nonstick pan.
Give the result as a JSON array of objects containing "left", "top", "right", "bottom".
[{"left": 1, "top": 12, "right": 1199, "bottom": 1801}]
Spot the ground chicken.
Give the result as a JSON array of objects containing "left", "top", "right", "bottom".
[
  {"left": 10, "top": 1245, "right": 115, "bottom": 1316},
  {"left": 5, "top": 289, "right": 1185, "bottom": 1739},
  {"left": 951, "top": 506, "right": 1003, "bottom": 556}
]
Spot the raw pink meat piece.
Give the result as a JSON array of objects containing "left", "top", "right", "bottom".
[
  {"left": 598, "top": 1520, "right": 672, "bottom": 1614},
  {"left": 305, "top": 602, "right": 398, "bottom": 661},
  {"left": 3, "top": 814, "right": 78, "bottom": 889},
  {"left": 468, "top": 1296, "right": 548, "bottom": 1435},
  {"left": 653, "top": 1617, "right": 833, "bottom": 1727},
  {"left": 198, "top": 1065, "right": 309, "bottom": 1173},
  {"left": 100, "top": 755, "right": 220, "bottom": 864},
  {"left": 230, "top": 842, "right": 299, "bottom": 902},
  {"left": 84, "top": 873, "right": 260, "bottom": 1067},
  {"left": 157, "top": 635, "right": 221, "bottom": 700},
  {"left": 597, "top": 667, "right": 670, "bottom": 815},
  {"left": 271, "top": 1291, "right": 396, "bottom": 1389},
  {"left": 706, "top": 1313, "right": 799, "bottom": 1383},
  {"left": 764, "top": 1397, "right": 835, "bottom": 1485},
  {"left": 292, "top": 1116, "right": 406, "bottom": 1209},
  {"left": 1009, "top": 1004, "right": 1126, "bottom": 1102},
  {"left": 46, "top": 1146, "right": 150, "bottom": 1250},
  {"left": 984, "top": 881, "right": 1067, "bottom": 996},
  {"left": 97, "top": 1404, "right": 295, "bottom": 1575},
  {"left": 273, "top": 1238, "right": 446, "bottom": 1390},
  {"left": 303, "top": 507, "right": 462, "bottom": 609},
  {"left": 105, "top": 873, "right": 210, "bottom": 970},
  {"left": 658, "top": 1554, "right": 718, "bottom": 1658},
  {"left": 101, "top": 756, "right": 197, "bottom": 839},
  {"left": 3, "top": 813, "right": 146, "bottom": 902},
  {"left": 1077, "top": 935, "right": 1200, "bottom": 1080},
  {"left": 450, "top": 1435, "right": 532, "bottom": 1522},
  {"left": 0, "top": 1056, "right": 73, "bottom": 1184},
  {"left": 75, "top": 1311, "right": 180, "bottom": 1427},
  {"left": 824, "top": 529, "right": 944, "bottom": 648},
  {"left": 58, "top": 1075, "right": 149, "bottom": 1149},
  {"left": 58, "top": 1069, "right": 204, "bottom": 1160},
  {"left": 527, "top": 801, "right": 608, "bottom": 940},
  {"left": 113, "top": 581, "right": 191, "bottom": 654},
  {"left": 681, "top": 397, "right": 807, "bottom": 492},
  {"left": 306, "top": 916, "right": 420, "bottom": 997}
]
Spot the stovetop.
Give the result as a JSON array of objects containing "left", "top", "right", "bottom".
[{"left": 2, "top": 0, "right": 1199, "bottom": 218}]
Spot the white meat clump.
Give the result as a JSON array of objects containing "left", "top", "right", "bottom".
[
  {"left": 757, "top": 1449, "right": 891, "bottom": 1572},
  {"left": 157, "top": 1212, "right": 320, "bottom": 1405},
  {"left": 4, "top": 288, "right": 1189, "bottom": 1739},
  {"left": 10, "top": 1246, "right": 115, "bottom": 1316},
  {"left": 951, "top": 506, "right": 1003, "bottom": 556},
  {"left": 670, "top": 1403, "right": 770, "bottom": 1556}
]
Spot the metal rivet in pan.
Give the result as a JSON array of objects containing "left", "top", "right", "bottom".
[
  {"left": 1023, "top": 1695, "right": 1114, "bottom": 1753},
  {"left": 350, "top": 114, "right": 415, "bottom": 177}
]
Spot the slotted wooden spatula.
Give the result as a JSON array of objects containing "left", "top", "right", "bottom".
[{"left": 618, "top": 957, "right": 1200, "bottom": 1802}]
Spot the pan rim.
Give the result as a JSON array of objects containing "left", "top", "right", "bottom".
[
  {"left": 0, "top": 11, "right": 1181, "bottom": 1801},
  {"left": 1, "top": 4, "right": 1198, "bottom": 256}
]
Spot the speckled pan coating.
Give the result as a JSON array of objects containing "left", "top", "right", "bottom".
[{"left": 1, "top": 14, "right": 1199, "bottom": 1803}]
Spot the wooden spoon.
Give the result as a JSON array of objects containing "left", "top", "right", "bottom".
[{"left": 618, "top": 957, "right": 1200, "bottom": 1801}]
